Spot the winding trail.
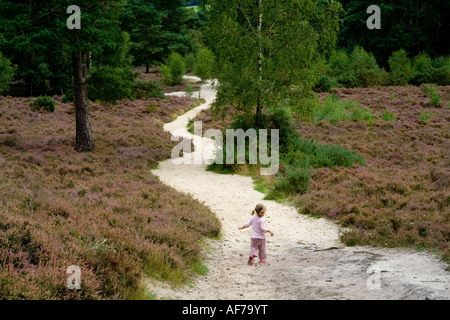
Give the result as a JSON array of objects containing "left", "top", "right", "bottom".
[{"left": 149, "top": 77, "right": 449, "bottom": 300}]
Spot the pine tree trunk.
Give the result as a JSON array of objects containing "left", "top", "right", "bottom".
[
  {"left": 72, "top": 52, "right": 95, "bottom": 152},
  {"left": 146, "top": 62, "right": 150, "bottom": 74}
]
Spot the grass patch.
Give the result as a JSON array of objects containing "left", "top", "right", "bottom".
[{"left": 313, "top": 95, "right": 375, "bottom": 124}]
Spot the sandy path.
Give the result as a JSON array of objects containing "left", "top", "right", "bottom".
[{"left": 149, "top": 78, "right": 449, "bottom": 300}]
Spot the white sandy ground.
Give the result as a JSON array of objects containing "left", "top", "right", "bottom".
[{"left": 149, "top": 77, "right": 449, "bottom": 300}]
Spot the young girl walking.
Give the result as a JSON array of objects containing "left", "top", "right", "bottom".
[{"left": 238, "top": 204, "right": 274, "bottom": 265}]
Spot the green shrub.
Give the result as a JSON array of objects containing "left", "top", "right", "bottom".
[
  {"left": 422, "top": 84, "right": 441, "bottom": 107},
  {"left": 88, "top": 66, "right": 136, "bottom": 103},
  {"left": 388, "top": 50, "right": 413, "bottom": 85},
  {"left": 185, "top": 84, "right": 193, "bottom": 97},
  {"left": 185, "top": 53, "right": 196, "bottom": 73},
  {"left": 162, "top": 53, "right": 186, "bottom": 86},
  {"left": 0, "top": 52, "right": 15, "bottom": 93},
  {"left": 412, "top": 53, "right": 433, "bottom": 85},
  {"left": 314, "top": 75, "right": 335, "bottom": 92},
  {"left": 350, "top": 46, "right": 388, "bottom": 87},
  {"left": 430, "top": 57, "right": 450, "bottom": 85},
  {"left": 272, "top": 166, "right": 312, "bottom": 196},
  {"left": 312, "top": 144, "right": 365, "bottom": 168},
  {"left": 314, "top": 95, "right": 374, "bottom": 124},
  {"left": 418, "top": 109, "right": 436, "bottom": 121},
  {"left": 160, "top": 65, "right": 173, "bottom": 86},
  {"left": 412, "top": 54, "right": 450, "bottom": 86},
  {"left": 195, "top": 48, "right": 215, "bottom": 80},
  {"left": 30, "top": 96, "right": 55, "bottom": 113},
  {"left": 62, "top": 89, "right": 75, "bottom": 103},
  {"left": 381, "top": 109, "right": 397, "bottom": 121},
  {"left": 327, "top": 47, "right": 387, "bottom": 87},
  {"left": 133, "top": 80, "right": 165, "bottom": 99},
  {"left": 327, "top": 50, "right": 351, "bottom": 80}
]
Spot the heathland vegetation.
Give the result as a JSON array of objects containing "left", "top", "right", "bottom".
[{"left": 0, "top": 0, "right": 220, "bottom": 299}]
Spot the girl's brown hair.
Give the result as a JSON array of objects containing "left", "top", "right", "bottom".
[{"left": 252, "top": 204, "right": 266, "bottom": 218}]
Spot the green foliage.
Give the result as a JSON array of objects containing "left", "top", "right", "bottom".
[
  {"left": 348, "top": 47, "right": 388, "bottom": 87},
  {"left": 314, "top": 95, "right": 374, "bottom": 124},
  {"left": 123, "top": 0, "right": 191, "bottom": 68},
  {"left": 0, "top": 52, "right": 15, "bottom": 93},
  {"left": 205, "top": 0, "right": 343, "bottom": 120},
  {"left": 418, "top": 109, "right": 436, "bottom": 122},
  {"left": 88, "top": 66, "right": 136, "bottom": 103},
  {"left": 326, "top": 47, "right": 388, "bottom": 88},
  {"left": 421, "top": 84, "right": 441, "bottom": 107},
  {"left": 30, "top": 96, "right": 55, "bottom": 113},
  {"left": 195, "top": 48, "right": 215, "bottom": 80},
  {"left": 185, "top": 53, "right": 196, "bottom": 73},
  {"left": 388, "top": 50, "right": 413, "bottom": 86},
  {"left": 314, "top": 75, "right": 335, "bottom": 93},
  {"left": 411, "top": 53, "right": 433, "bottom": 85},
  {"left": 273, "top": 166, "right": 312, "bottom": 196},
  {"left": 313, "top": 144, "right": 365, "bottom": 168},
  {"left": 339, "top": 0, "right": 450, "bottom": 66},
  {"left": 162, "top": 53, "right": 186, "bottom": 86},
  {"left": 429, "top": 57, "right": 450, "bottom": 86},
  {"left": 381, "top": 109, "right": 397, "bottom": 121},
  {"left": 185, "top": 84, "right": 194, "bottom": 97},
  {"left": 133, "top": 80, "right": 165, "bottom": 99}
]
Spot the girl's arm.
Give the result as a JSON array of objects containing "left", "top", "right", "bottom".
[
  {"left": 266, "top": 229, "right": 274, "bottom": 237},
  {"left": 238, "top": 218, "right": 252, "bottom": 230}
]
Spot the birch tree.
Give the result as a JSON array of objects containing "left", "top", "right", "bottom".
[{"left": 204, "top": 0, "right": 342, "bottom": 126}]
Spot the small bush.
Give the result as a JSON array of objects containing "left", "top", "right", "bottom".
[
  {"left": 388, "top": 50, "right": 413, "bottom": 85},
  {"left": 272, "top": 166, "right": 312, "bottom": 196},
  {"left": 312, "top": 144, "right": 365, "bottom": 168},
  {"left": 327, "top": 50, "right": 351, "bottom": 82},
  {"left": 62, "top": 89, "right": 75, "bottom": 103},
  {"left": 350, "top": 47, "right": 388, "bottom": 87},
  {"left": 314, "top": 75, "right": 335, "bottom": 92},
  {"left": 422, "top": 84, "right": 441, "bottom": 107},
  {"left": 412, "top": 53, "right": 433, "bottom": 85},
  {"left": 162, "top": 53, "right": 186, "bottom": 86},
  {"left": 418, "top": 109, "right": 436, "bottom": 121},
  {"left": 195, "top": 48, "right": 215, "bottom": 80},
  {"left": 381, "top": 109, "right": 397, "bottom": 121},
  {"left": 185, "top": 84, "right": 193, "bottom": 97},
  {"left": 133, "top": 80, "right": 165, "bottom": 99},
  {"left": 430, "top": 57, "right": 450, "bottom": 85},
  {"left": 314, "top": 95, "right": 374, "bottom": 124},
  {"left": 30, "top": 96, "right": 55, "bottom": 112},
  {"left": 326, "top": 47, "right": 387, "bottom": 88},
  {"left": 185, "top": 53, "right": 196, "bottom": 74},
  {"left": 0, "top": 52, "right": 15, "bottom": 93},
  {"left": 412, "top": 54, "right": 450, "bottom": 86},
  {"left": 88, "top": 66, "right": 136, "bottom": 103}
]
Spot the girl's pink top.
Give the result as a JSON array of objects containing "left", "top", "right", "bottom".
[{"left": 244, "top": 215, "right": 268, "bottom": 239}]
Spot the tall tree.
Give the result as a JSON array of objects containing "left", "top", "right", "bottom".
[
  {"left": 204, "top": 0, "right": 342, "bottom": 125},
  {"left": 0, "top": 1, "right": 69, "bottom": 96},
  {"left": 124, "top": 0, "right": 190, "bottom": 72},
  {"left": 0, "top": 0, "right": 126, "bottom": 152},
  {"left": 60, "top": 0, "right": 126, "bottom": 152}
]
